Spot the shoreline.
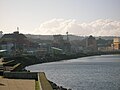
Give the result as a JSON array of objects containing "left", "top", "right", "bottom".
[
  {"left": 25, "top": 52, "right": 120, "bottom": 68},
  {"left": 2, "top": 51, "right": 119, "bottom": 71},
  {"left": 1, "top": 51, "right": 120, "bottom": 90}
]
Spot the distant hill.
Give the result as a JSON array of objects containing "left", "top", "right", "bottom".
[
  {"left": 95, "top": 36, "right": 120, "bottom": 40},
  {"left": 25, "top": 34, "right": 119, "bottom": 41},
  {"left": 25, "top": 34, "right": 53, "bottom": 40},
  {"left": 25, "top": 34, "right": 85, "bottom": 41}
]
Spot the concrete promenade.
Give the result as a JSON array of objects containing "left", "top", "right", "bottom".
[
  {"left": 0, "top": 57, "right": 54, "bottom": 90},
  {"left": 0, "top": 76, "right": 35, "bottom": 90},
  {"left": 0, "top": 72, "right": 54, "bottom": 90}
]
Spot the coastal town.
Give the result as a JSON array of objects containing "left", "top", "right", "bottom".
[
  {"left": 1, "top": 0, "right": 120, "bottom": 89},
  {"left": 0, "top": 31, "right": 120, "bottom": 57},
  {"left": 0, "top": 30, "right": 120, "bottom": 90}
]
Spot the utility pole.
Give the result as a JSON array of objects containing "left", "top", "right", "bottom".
[
  {"left": 17, "top": 27, "right": 19, "bottom": 31},
  {"left": 66, "top": 31, "right": 69, "bottom": 41}
]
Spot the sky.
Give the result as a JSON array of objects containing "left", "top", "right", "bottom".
[{"left": 0, "top": 0, "right": 120, "bottom": 36}]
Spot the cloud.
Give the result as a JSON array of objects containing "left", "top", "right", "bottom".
[{"left": 33, "top": 19, "right": 120, "bottom": 36}]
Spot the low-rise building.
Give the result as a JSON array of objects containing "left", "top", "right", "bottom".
[
  {"left": 85, "top": 35, "right": 98, "bottom": 52},
  {"left": 0, "top": 31, "right": 30, "bottom": 55},
  {"left": 113, "top": 37, "right": 120, "bottom": 50},
  {"left": 52, "top": 34, "right": 71, "bottom": 54}
]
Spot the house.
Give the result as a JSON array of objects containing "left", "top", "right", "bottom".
[{"left": 0, "top": 31, "right": 30, "bottom": 55}]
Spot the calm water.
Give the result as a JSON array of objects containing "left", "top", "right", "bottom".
[{"left": 26, "top": 55, "right": 120, "bottom": 90}]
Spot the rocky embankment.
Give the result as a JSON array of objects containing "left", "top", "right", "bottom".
[{"left": 49, "top": 81, "right": 72, "bottom": 90}]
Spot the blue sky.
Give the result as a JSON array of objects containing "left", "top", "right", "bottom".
[{"left": 0, "top": 0, "right": 120, "bottom": 35}]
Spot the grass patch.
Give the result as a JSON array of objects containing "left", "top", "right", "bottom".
[
  {"left": 38, "top": 72, "right": 53, "bottom": 90},
  {"left": 35, "top": 81, "right": 40, "bottom": 90}
]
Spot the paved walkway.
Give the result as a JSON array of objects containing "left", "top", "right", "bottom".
[{"left": 0, "top": 76, "right": 35, "bottom": 90}]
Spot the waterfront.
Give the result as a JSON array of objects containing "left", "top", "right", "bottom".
[{"left": 26, "top": 55, "right": 120, "bottom": 90}]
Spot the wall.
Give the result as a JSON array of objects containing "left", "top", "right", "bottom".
[{"left": 3, "top": 72, "right": 38, "bottom": 80}]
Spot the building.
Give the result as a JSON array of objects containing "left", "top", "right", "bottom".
[
  {"left": 35, "top": 43, "right": 51, "bottom": 57},
  {"left": 0, "top": 31, "right": 30, "bottom": 55},
  {"left": 113, "top": 37, "right": 120, "bottom": 50},
  {"left": 85, "top": 35, "right": 98, "bottom": 52},
  {"left": 52, "top": 34, "right": 71, "bottom": 54},
  {"left": 70, "top": 40, "right": 84, "bottom": 53}
]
